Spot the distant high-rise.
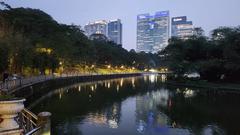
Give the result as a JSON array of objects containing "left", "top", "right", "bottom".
[
  {"left": 108, "top": 19, "right": 122, "bottom": 45},
  {"left": 137, "top": 11, "right": 170, "bottom": 53},
  {"left": 171, "top": 16, "right": 193, "bottom": 39},
  {"left": 84, "top": 20, "right": 108, "bottom": 37}
]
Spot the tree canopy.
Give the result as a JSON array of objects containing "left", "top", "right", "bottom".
[
  {"left": 160, "top": 27, "right": 240, "bottom": 82},
  {"left": 0, "top": 4, "right": 159, "bottom": 75}
]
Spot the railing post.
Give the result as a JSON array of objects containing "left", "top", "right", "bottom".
[
  {"left": 37, "top": 112, "right": 51, "bottom": 135},
  {"left": 20, "top": 78, "right": 22, "bottom": 87},
  {"left": 6, "top": 80, "right": 8, "bottom": 90}
]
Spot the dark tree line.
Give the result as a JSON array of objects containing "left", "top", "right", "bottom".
[
  {"left": 0, "top": 3, "right": 159, "bottom": 75},
  {"left": 160, "top": 27, "right": 240, "bottom": 82}
]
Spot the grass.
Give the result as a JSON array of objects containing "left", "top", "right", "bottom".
[{"left": 0, "top": 94, "right": 15, "bottom": 101}]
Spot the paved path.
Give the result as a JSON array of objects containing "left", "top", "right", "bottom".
[
  {"left": 0, "top": 74, "right": 96, "bottom": 94},
  {"left": 0, "top": 73, "right": 143, "bottom": 94}
]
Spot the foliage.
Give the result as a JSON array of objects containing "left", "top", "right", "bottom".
[
  {"left": 0, "top": 4, "right": 159, "bottom": 75},
  {"left": 0, "top": 93, "right": 15, "bottom": 100},
  {"left": 0, "top": 42, "right": 9, "bottom": 73},
  {"left": 161, "top": 27, "right": 240, "bottom": 82}
]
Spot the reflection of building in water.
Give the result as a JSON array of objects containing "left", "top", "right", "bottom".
[
  {"left": 87, "top": 102, "right": 121, "bottom": 129},
  {"left": 201, "top": 125, "right": 224, "bottom": 135},
  {"left": 135, "top": 90, "right": 191, "bottom": 134},
  {"left": 106, "top": 102, "right": 121, "bottom": 128},
  {"left": 136, "top": 89, "right": 170, "bottom": 130}
]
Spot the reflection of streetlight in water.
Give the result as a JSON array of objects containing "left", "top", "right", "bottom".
[
  {"left": 116, "top": 85, "right": 120, "bottom": 92},
  {"left": 59, "top": 93, "right": 62, "bottom": 99},
  {"left": 107, "top": 82, "right": 111, "bottom": 88},
  {"left": 161, "top": 74, "right": 167, "bottom": 82},
  {"left": 183, "top": 88, "right": 196, "bottom": 98},
  {"left": 78, "top": 86, "right": 81, "bottom": 92},
  {"left": 58, "top": 89, "right": 64, "bottom": 99},
  {"left": 91, "top": 86, "right": 94, "bottom": 91},
  {"left": 149, "top": 74, "right": 157, "bottom": 83},
  {"left": 144, "top": 76, "right": 148, "bottom": 82},
  {"left": 120, "top": 78, "right": 123, "bottom": 87},
  {"left": 132, "top": 78, "right": 135, "bottom": 88}
]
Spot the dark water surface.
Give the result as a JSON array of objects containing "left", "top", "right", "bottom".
[{"left": 31, "top": 75, "right": 240, "bottom": 135}]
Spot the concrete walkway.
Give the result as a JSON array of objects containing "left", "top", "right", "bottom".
[{"left": 0, "top": 73, "right": 142, "bottom": 94}]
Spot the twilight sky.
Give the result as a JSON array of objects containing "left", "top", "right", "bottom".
[{"left": 6, "top": 0, "right": 240, "bottom": 50}]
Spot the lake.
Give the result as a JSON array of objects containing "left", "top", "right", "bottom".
[{"left": 31, "top": 74, "right": 240, "bottom": 135}]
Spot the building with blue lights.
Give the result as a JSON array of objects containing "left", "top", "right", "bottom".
[
  {"left": 136, "top": 11, "right": 170, "bottom": 53},
  {"left": 171, "top": 16, "right": 193, "bottom": 39}
]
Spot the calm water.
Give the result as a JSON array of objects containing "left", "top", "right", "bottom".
[{"left": 31, "top": 75, "right": 240, "bottom": 135}]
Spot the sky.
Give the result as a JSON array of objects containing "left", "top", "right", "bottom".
[{"left": 6, "top": 0, "right": 240, "bottom": 50}]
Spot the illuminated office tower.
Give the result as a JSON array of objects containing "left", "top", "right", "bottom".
[
  {"left": 137, "top": 11, "right": 170, "bottom": 53},
  {"left": 171, "top": 16, "right": 193, "bottom": 39},
  {"left": 84, "top": 20, "right": 108, "bottom": 37},
  {"left": 108, "top": 19, "right": 122, "bottom": 45}
]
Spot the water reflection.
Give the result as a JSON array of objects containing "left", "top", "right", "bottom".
[
  {"left": 120, "top": 78, "right": 123, "bottom": 87},
  {"left": 149, "top": 74, "right": 156, "bottom": 83},
  {"left": 86, "top": 102, "right": 121, "bottom": 129},
  {"left": 31, "top": 75, "right": 240, "bottom": 135},
  {"left": 116, "top": 85, "right": 120, "bottom": 92},
  {"left": 161, "top": 74, "right": 167, "bottom": 82},
  {"left": 183, "top": 88, "right": 196, "bottom": 98},
  {"left": 136, "top": 90, "right": 170, "bottom": 133},
  {"left": 78, "top": 86, "right": 81, "bottom": 92},
  {"left": 132, "top": 78, "right": 135, "bottom": 88},
  {"left": 202, "top": 125, "right": 225, "bottom": 135}
]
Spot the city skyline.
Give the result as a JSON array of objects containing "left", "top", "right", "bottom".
[{"left": 6, "top": 0, "right": 240, "bottom": 50}]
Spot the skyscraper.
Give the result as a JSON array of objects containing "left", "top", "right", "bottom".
[
  {"left": 108, "top": 19, "right": 122, "bottom": 45},
  {"left": 84, "top": 20, "right": 108, "bottom": 37},
  {"left": 171, "top": 16, "right": 193, "bottom": 39},
  {"left": 137, "top": 11, "right": 170, "bottom": 53}
]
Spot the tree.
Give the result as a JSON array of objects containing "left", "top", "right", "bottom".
[
  {"left": 0, "top": 5, "right": 160, "bottom": 75},
  {"left": 0, "top": 42, "right": 9, "bottom": 73}
]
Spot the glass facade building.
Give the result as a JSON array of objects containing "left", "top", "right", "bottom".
[
  {"left": 108, "top": 19, "right": 122, "bottom": 45},
  {"left": 137, "top": 11, "right": 170, "bottom": 53},
  {"left": 171, "top": 16, "right": 193, "bottom": 39},
  {"left": 84, "top": 20, "right": 108, "bottom": 37}
]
